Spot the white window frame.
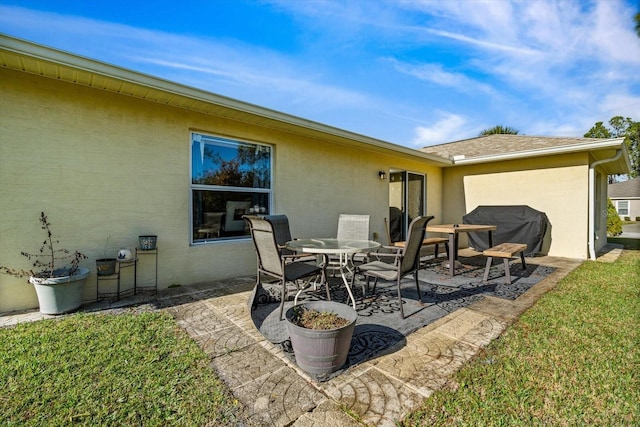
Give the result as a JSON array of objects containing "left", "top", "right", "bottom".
[
  {"left": 616, "top": 200, "right": 629, "bottom": 216},
  {"left": 190, "top": 132, "right": 273, "bottom": 244}
]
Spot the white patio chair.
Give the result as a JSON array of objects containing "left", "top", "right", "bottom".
[{"left": 327, "top": 214, "right": 370, "bottom": 275}]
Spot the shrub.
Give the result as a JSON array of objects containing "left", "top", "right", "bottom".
[
  {"left": 624, "top": 216, "right": 631, "bottom": 221},
  {"left": 607, "top": 199, "right": 623, "bottom": 236}
]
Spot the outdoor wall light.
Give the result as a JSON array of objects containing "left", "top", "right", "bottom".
[{"left": 378, "top": 170, "right": 386, "bottom": 180}]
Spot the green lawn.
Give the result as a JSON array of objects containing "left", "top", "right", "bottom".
[
  {"left": 0, "top": 312, "right": 247, "bottom": 426},
  {"left": 401, "top": 246, "right": 639, "bottom": 426}
]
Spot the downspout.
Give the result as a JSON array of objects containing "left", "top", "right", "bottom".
[{"left": 588, "top": 149, "right": 623, "bottom": 259}]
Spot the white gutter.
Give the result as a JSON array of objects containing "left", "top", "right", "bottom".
[
  {"left": 588, "top": 149, "right": 623, "bottom": 260},
  {"left": 453, "top": 138, "right": 625, "bottom": 165}
]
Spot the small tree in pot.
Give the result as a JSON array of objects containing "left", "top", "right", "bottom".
[{"left": 0, "top": 212, "right": 89, "bottom": 314}]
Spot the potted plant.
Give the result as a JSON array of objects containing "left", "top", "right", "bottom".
[
  {"left": 0, "top": 212, "right": 89, "bottom": 315},
  {"left": 138, "top": 235, "right": 157, "bottom": 251},
  {"left": 96, "top": 236, "right": 117, "bottom": 276},
  {"left": 285, "top": 301, "right": 357, "bottom": 378}
]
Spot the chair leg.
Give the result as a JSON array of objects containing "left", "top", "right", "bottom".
[
  {"left": 397, "top": 276, "right": 405, "bottom": 319},
  {"left": 279, "top": 279, "right": 287, "bottom": 321},
  {"left": 434, "top": 243, "right": 439, "bottom": 259},
  {"left": 483, "top": 256, "right": 493, "bottom": 282},
  {"left": 503, "top": 259, "right": 511, "bottom": 284},
  {"left": 414, "top": 268, "right": 422, "bottom": 301},
  {"left": 351, "top": 266, "right": 367, "bottom": 296}
]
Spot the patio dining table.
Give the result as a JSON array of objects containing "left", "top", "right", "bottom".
[
  {"left": 425, "top": 224, "right": 496, "bottom": 276},
  {"left": 285, "top": 238, "right": 381, "bottom": 309}
]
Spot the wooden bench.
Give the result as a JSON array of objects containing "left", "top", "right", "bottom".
[
  {"left": 483, "top": 243, "right": 527, "bottom": 284},
  {"left": 394, "top": 237, "right": 449, "bottom": 266}
]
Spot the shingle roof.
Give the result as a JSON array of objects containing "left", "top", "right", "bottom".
[
  {"left": 419, "top": 134, "right": 606, "bottom": 159},
  {"left": 608, "top": 177, "right": 640, "bottom": 198}
]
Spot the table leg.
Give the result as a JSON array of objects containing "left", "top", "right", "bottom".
[
  {"left": 488, "top": 230, "right": 493, "bottom": 248},
  {"left": 339, "top": 261, "right": 357, "bottom": 310},
  {"left": 448, "top": 232, "right": 456, "bottom": 276}
]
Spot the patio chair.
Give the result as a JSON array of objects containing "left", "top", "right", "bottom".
[
  {"left": 265, "top": 214, "right": 317, "bottom": 262},
  {"left": 244, "top": 215, "right": 328, "bottom": 320},
  {"left": 354, "top": 215, "right": 433, "bottom": 319},
  {"left": 327, "top": 214, "right": 371, "bottom": 274},
  {"left": 337, "top": 214, "right": 370, "bottom": 241},
  {"left": 266, "top": 214, "right": 295, "bottom": 255}
]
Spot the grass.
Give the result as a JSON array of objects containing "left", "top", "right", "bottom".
[
  {"left": 401, "top": 245, "right": 639, "bottom": 426},
  {"left": 0, "top": 311, "right": 246, "bottom": 426}
]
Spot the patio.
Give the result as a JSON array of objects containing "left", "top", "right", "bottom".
[
  {"left": 1, "top": 248, "right": 585, "bottom": 426},
  {"left": 251, "top": 252, "right": 558, "bottom": 382}
]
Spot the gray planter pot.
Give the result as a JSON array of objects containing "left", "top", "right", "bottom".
[
  {"left": 285, "top": 301, "right": 357, "bottom": 377},
  {"left": 29, "top": 268, "right": 90, "bottom": 315},
  {"left": 96, "top": 258, "right": 117, "bottom": 276},
  {"left": 138, "top": 235, "right": 157, "bottom": 250}
]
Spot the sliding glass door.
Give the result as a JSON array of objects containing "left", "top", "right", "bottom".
[{"left": 388, "top": 171, "right": 425, "bottom": 242}]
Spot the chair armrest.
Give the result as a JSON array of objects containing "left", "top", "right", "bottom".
[
  {"left": 368, "top": 246, "right": 403, "bottom": 265},
  {"left": 282, "top": 253, "right": 316, "bottom": 261}
]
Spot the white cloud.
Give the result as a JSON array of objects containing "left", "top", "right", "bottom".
[
  {"left": 599, "top": 94, "right": 640, "bottom": 119},
  {"left": 411, "top": 113, "right": 469, "bottom": 147},
  {"left": 385, "top": 58, "right": 494, "bottom": 94}
]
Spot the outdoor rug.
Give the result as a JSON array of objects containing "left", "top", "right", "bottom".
[{"left": 250, "top": 255, "right": 554, "bottom": 381}]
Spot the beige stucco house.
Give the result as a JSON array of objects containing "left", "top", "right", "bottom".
[
  {"left": 0, "top": 35, "right": 630, "bottom": 313},
  {"left": 608, "top": 177, "right": 640, "bottom": 220}
]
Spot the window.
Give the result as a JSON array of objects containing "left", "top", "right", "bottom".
[
  {"left": 616, "top": 200, "right": 629, "bottom": 216},
  {"left": 191, "top": 132, "right": 272, "bottom": 243}
]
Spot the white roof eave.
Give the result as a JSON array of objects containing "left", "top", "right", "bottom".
[{"left": 451, "top": 138, "right": 628, "bottom": 165}]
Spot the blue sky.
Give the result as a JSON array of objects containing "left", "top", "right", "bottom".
[{"left": 1, "top": 0, "right": 639, "bottom": 148}]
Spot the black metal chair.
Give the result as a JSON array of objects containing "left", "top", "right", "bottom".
[{"left": 355, "top": 216, "right": 433, "bottom": 318}]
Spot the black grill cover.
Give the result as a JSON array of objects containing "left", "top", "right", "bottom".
[{"left": 463, "top": 205, "right": 548, "bottom": 256}]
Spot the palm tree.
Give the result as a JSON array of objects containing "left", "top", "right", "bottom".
[{"left": 479, "top": 125, "right": 520, "bottom": 136}]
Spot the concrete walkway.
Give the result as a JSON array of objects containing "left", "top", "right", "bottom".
[{"left": 2, "top": 247, "right": 622, "bottom": 426}]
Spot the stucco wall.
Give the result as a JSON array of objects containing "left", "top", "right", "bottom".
[
  {"left": 439, "top": 154, "right": 591, "bottom": 259},
  {"left": 0, "top": 68, "right": 442, "bottom": 313}
]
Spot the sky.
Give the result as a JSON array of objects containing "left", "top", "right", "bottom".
[{"left": 1, "top": 0, "right": 639, "bottom": 148}]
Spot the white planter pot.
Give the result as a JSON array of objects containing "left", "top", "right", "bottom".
[{"left": 29, "top": 268, "right": 90, "bottom": 315}]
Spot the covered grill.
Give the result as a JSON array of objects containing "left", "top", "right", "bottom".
[{"left": 463, "top": 205, "right": 549, "bottom": 256}]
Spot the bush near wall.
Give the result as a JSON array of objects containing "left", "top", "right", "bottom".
[{"left": 607, "top": 199, "right": 623, "bottom": 236}]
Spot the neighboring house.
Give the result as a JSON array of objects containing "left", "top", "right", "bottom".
[
  {"left": 608, "top": 177, "right": 640, "bottom": 220},
  {"left": 0, "top": 35, "right": 631, "bottom": 313}
]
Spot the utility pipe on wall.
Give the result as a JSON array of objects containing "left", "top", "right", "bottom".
[{"left": 588, "top": 149, "right": 622, "bottom": 260}]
